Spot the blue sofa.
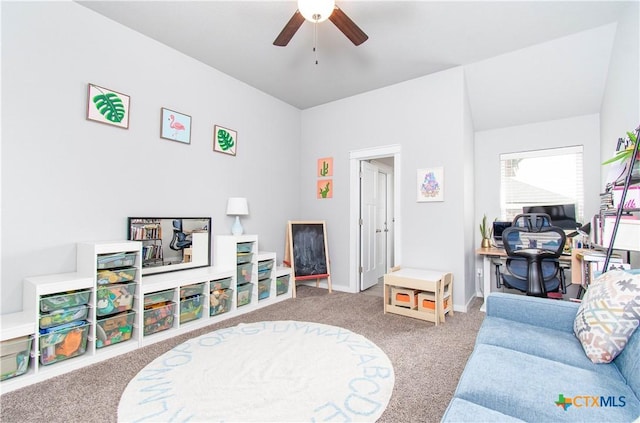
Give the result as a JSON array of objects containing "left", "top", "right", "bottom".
[{"left": 442, "top": 292, "right": 640, "bottom": 422}]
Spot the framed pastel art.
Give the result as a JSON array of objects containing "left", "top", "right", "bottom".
[
  {"left": 160, "top": 108, "right": 191, "bottom": 144},
  {"left": 417, "top": 167, "right": 444, "bottom": 202}
]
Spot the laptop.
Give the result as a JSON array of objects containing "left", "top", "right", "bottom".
[{"left": 492, "top": 221, "right": 512, "bottom": 248}]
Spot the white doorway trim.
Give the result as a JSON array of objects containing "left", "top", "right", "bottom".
[{"left": 349, "top": 144, "right": 402, "bottom": 293}]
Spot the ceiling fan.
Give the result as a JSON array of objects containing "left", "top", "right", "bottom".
[{"left": 273, "top": 0, "right": 368, "bottom": 47}]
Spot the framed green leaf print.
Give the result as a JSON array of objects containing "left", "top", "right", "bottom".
[
  {"left": 213, "top": 125, "right": 237, "bottom": 156},
  {"left": 87, "top": 83, "right": 130, "bottom": 129}
]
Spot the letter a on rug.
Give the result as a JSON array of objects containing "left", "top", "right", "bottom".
[{"left": 118, "top": 321, "right": 395, "bottom": 422}]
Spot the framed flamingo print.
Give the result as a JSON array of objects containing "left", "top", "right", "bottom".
[
  {"left": 87, "top": 83, "right": 130, "bottom": 129},
  {"left": 160, "top": 108, "right": 191, "bottom": 144}
]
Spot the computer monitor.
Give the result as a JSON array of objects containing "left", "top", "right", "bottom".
[{"left": 522, "top": 204, "right": 578, "bottom": 230}]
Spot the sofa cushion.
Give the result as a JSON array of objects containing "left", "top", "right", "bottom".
[
  {"left": 476, "top": 317, "right": 623, "bottom": 380},
  {"left": 453, "top": 343, "right": 639, "bottom": 422},
  {"left": 613, "top": 321, "right": 640, "bottom": 399},
  {"left": 441, "top": 398, "right": 525, "bottom": 422},
  {"left": 574, "top": 270, "right": 640, "bottom": 363}
]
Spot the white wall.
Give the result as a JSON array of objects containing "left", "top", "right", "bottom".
[
  {"left": 300, "top": 67, "right": 470, "bottom": 309},
  {"left": 474, "top": 114, "right": 602, "bottom": 295},
  {"left": 462, "top": 78, "right": 477, "bottom": 307},
  {"left": 600, "top": 2, "right": 640, "bottom": 174},
  {"left": 600, "top": 2, "right": 640, "bottom": 266},
  {"left": 1, "top": 2, "right": 301, "bottom": 313}
]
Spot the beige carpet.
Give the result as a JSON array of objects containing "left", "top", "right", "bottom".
[{"left": 0, "top": 285, "right": 485, "bottom": 423}]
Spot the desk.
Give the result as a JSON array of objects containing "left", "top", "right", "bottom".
[{"left": 476, "top": 247, "right": 572, "bottom": 312}]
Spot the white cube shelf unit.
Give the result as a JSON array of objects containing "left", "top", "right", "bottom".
[
  {"left": 1, "top": 237, "right": 292, "bottom": 393},
  {"left": 140, "top": 266, "right": 235, "bottom": 346},
  {"left": 214, "top": 235, "right": 293, "bottom": 308},
  {"left": 77, "top": 240, "right": 143, "bottom": 360}
]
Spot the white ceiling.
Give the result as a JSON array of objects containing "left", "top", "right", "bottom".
[{"left": 76, "top": 1, "right": 633, "bottom": 130}]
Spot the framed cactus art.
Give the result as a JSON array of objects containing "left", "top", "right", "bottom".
[
  {"left": 317, "top": 157, "right": 333, "bottom": 177},
  {"left": 213, "top": 125, "right": 237, "bottom": 156},
  {"left": 317, "top": 179, "right": 333, "bottom": 199},
  {"left": 86, "top": 83, "right": 130, "bottom": 129}
]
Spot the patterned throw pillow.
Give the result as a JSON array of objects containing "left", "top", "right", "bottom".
[{"left": 573, "top": 269, "right": 640, "bottom": 364}]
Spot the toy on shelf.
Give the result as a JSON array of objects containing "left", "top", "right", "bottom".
[
  {"left": 96, "top": 311, "right": 135, "bottom": 348},
  {"left": 39, "top": 320, "right": 89, "bottom": 365},
  {"left": 39, "top": 305, "right": 89, "bottom": 329},
  {"left": 210, "top": 288, "right": 232, "bottom": 316},
  {"left": 96, "top": 282, "right": 135, "bottom": 316},
  {"left": 143, "top": 301, "right": 175, "bottom": 336}
]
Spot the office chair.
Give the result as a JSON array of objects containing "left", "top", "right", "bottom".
[
  {"left": 496, "top": 213, "right": 567, "bottom": 298},
  {"left": 169, "top": 219, "right": 192, "bottom": 251}
]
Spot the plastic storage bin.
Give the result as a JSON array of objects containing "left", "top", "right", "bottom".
[
  {"left": 39, "top": 321, "right": 89, "bottom": 365},
  {"left": 258, "top": 279, "right": 271, "bottom": 300},
  {"left": 96, "top": 267, "right": 137, "bottom": 285},
  {"left": 96, "top": 310, "right": 135, "bottom": 348},
  {"left": 1, "top": 336, "right": 33, "bottom": 381},
  {"left": 237, "top": 263, "right": 253, "bottom": 284},
  {"left": 276, "top": 274, "right": 290, "bottom": 295},
  {"left": 210, "top": 277, "right": 232, "bottom": 291},
  {"left": 210, "top": 288, "right": 233, "bottom": 316},
  {"left": 237, "top": 242, "right": 253, "bottom": 254},
  {"left": 40, "top": 289, "right": 91, "bottom": 313},
  {"left": 96, "top": 281, "right": 136, "bottom": 316},
  {"left": 180, "top": 295, "right": 204, "bottom": 324},
  {"left": 237, "top": 252, "right": 253, "bottom": 264},
  {"left": 39, "top": 305, "right": 89, "bottom": 329},
  {"left": 237, "top": 283, "right": 253, "bottom": 307},
  {"left": 97, "top": 252, "right": 137, "bottom": 269},
  {"left": 180, "top": 283, "right": 205, "bottom": 298},
  {"left": 144, "top": 289, "right": 175, "bottom": 307},
  {"left": 258, "top": 260, "right": 274, "bottom": 280},
  {"left": 143, "top": 302, "right": 176, "bottom": 336}
]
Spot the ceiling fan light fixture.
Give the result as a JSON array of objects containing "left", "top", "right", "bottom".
[{"left": 298, "top": 0, "right": 335, "bottom": 23}]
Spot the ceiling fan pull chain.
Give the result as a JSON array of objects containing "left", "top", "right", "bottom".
[{"left": 313, "top": 20, "right": 319, "bottom": 65}]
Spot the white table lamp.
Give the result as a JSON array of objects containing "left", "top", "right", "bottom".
[{"left": 226, "top": 197, "right": 249, "bottom": 236}]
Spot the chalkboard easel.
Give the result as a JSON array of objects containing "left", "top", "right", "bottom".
[{"left": 284, "top": 221, "right": 332, "bottom": 298}]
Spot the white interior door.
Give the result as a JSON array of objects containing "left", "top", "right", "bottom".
[
  {"left": 375, "top": 170, "right": 388, "bottom": 280},
  {"left": 349, "top": 145, "right": 401, "bottom": 296},
  {"left": 360, "top": 161, "right": 385, "bottom": 291},
  {"left": 360, "top": 161, "right": 377, "bottom": 290}
]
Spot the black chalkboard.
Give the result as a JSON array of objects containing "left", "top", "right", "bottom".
[{"left": 287, "top": 221, "right": 330, "bottom": 279}]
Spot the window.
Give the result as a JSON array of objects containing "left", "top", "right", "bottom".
[{"left": 500, "top": 146, "right": 584, "bottom": 225}]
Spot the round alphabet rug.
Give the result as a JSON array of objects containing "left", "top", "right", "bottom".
[{"left": 118, "top": 321, "right": 394, "bottom": 422}]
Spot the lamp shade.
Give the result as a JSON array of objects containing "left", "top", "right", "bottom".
[
  {"left": 298, "top": 0, "right": 335, "bottom": 23},
  {"left": 226, "top": 197, "right": 249, "bottom": 216}
]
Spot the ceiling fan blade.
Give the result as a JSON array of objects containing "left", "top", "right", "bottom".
[
  {"left": 273, "top": 10, "right": 305, "bottom": 46},
  {"left": 329, "top": 6, "right": 368, "bottom": 46}
]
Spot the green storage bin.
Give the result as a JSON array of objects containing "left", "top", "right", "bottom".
[{"left": 237, "top": 283, "right": 253, "bottom": 307}]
